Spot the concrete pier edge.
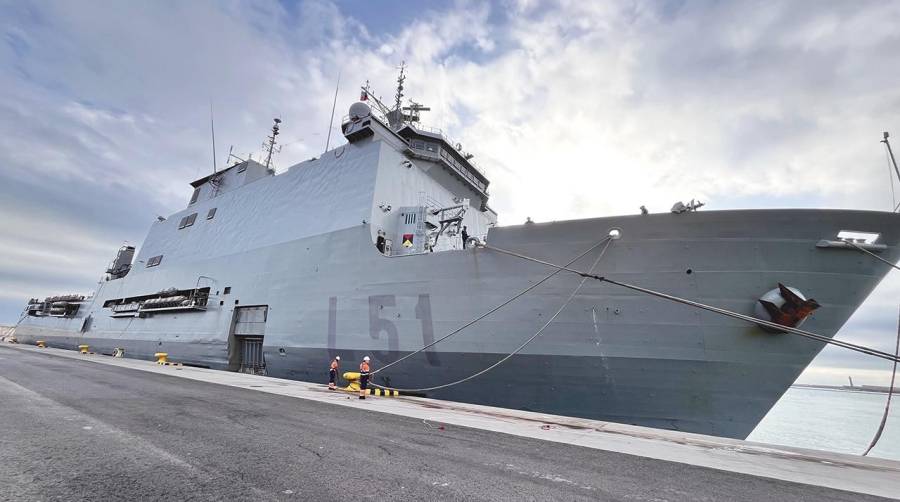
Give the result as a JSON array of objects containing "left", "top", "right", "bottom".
[{"left": 3, "top": 343, "right": 898, "bottom": 500}]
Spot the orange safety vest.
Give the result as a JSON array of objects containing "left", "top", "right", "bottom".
[
  {"left": 360, "top": 361, "right": 370, "bottom": 373},
  {"left": 330, "top": 360, "right": 338, "bottom": 370}
]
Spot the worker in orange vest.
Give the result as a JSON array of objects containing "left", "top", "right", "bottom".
[
  {"left": 328, "top": 356, "right": 340, "bottom": 390},
  {"left": 359, "top": 356, "right": 371, "bottom": 399}
]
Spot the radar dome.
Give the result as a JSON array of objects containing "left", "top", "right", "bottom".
[{"left": 349, "top": 102, "right": 371, "bottom": 121}]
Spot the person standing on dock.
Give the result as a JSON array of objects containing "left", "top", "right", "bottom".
[
  {"left": 359, "top": 356, "right": 371, "bottom": 400},
  {"left": 328, "top": 356, "right": 340, "bottom": 390},
  {"left": 461, "top": 226, "right": 469, "bottom": 249}
]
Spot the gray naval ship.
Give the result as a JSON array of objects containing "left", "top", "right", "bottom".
[{"left": 15, "top": 72, "right": 900, "bottom": 439}]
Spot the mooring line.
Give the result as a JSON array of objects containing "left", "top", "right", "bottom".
[
  {"left": 862, "top": 305, "right": 900, "bottom": 456},
  {"left": 373, "top": 239, "right": 613, "bottom": 393},
  {"left": 370, "top": 235, "right": 613, "bottom": 377},
  {"left": 847, "top": 241, "right": 900, "bottom": 272},
  {"left": 485, "top": 244, "right": 900, "bottom": 364}
]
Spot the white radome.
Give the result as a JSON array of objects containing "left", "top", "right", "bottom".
[{"left": 349, "top": 102, "right": 371, "bottom": 121}]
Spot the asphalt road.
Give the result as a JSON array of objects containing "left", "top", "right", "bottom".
[{"left": 0, "top": 346, "right": 883, "bottom": 502}]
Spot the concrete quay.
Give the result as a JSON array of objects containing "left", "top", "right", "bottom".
[{"left": 1, "top": 343, "right": 898, "bottom": 501}]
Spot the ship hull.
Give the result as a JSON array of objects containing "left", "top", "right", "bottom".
[{"left": 15, "top": 208, "right": 900, "bottom": 439}]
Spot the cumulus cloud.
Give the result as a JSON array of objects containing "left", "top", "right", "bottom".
[{"left": 0, "top": 0, "right": 898, "bottom": 384}]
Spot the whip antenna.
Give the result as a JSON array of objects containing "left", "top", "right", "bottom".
[
  {"left": 325, "top": 71, "right": 341, "bottom": 153},
  {"left": 882, "top": 132, "right": 900, "bottom": 212},
  {"left": 210, "top": 102, "right": 217, "bottom": 173}
]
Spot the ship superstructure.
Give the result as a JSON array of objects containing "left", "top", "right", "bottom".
[{"left": 15, "top": 71, "right": 900, "bottom": 439}]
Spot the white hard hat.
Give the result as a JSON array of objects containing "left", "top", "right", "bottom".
[
  {"left": 363, "top": 356, "right": 370, "bottom": 361},
  {"left": 335, "top": 356, "right": 340, "bottom": 360}
]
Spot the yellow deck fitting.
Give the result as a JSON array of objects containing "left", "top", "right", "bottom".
[
  {"left": 154, "top": 352, "right": 168, "bottom": 364},
  {"left": 78, "top": 344, "right": 90, "bottom": 355},
  {"left": 113, "top": 347, "right": 125, "bottom": 358},
  {"left": 339, "top": 371, "right": 399, "bottom": 396},
  {"left": 341, "top": 371, "right": 361, "bottom": 392},
  {"left": 36, "top": 340, "right": 46, "bottom": 348}
]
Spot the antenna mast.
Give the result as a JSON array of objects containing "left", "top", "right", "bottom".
[
  {"left": 882, "top": 132, "right": 900, "bottom": 212},
  {"left": 210, "top": 103, "right": 218, "bottom": 173},
  {"left": 325, "top": 71, "right": 341, "bottom": 153},
  {"left": 263, "top": 118, "right": 282, "bottom": 171},
  {"left": 359, "top": 63, "right": 430, "bottom": 129},
  {"left": 394, "top": 61, "right": 406, "bottom": 112}
]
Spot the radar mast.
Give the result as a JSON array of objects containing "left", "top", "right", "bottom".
[
  {"left": 263, "top": 118, "right": 282, "bottom": 171},
  {"left": 359, "top": 62, "right": 430, "bottom": 129}
]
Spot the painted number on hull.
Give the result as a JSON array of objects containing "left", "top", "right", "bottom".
[{"left": 328, "top": 294, "right": 441, "bottom": 366}]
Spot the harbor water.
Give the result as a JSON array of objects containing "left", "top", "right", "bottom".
[{"left": 749, "top": 386, "right": 900, "bottom": 461}]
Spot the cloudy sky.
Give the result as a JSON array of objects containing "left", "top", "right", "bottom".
[{"left": 1, "top": 0, "right": 898, "bottom": 385}]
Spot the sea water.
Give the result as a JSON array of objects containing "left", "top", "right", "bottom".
[{"left": 748, "top": 387, "right": 900, "bottom": 461}]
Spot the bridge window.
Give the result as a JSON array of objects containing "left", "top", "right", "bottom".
[
  {"left": 207, "top": 208, "right": 217, "bottom": 220},
  {"left": 189, "top": 187, "right": 200, "bottom": 205},
  {"left": 146, "top": 255, "right": 163, "bottom": 268}
]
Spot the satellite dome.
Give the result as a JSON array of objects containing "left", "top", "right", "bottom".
[{"left": 349, "top": 102, "right": 371, "bottom": 121}]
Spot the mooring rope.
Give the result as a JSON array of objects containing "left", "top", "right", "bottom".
[
  {"left": 485, "top": 244, "right": 900, "bottom": 364},
  {"left": 370, "top": 235, "right": 613, "bottom": 377},
  {"left": 372, "top": 239, "right": 613, "bottom": 393},
  {"left": 846, "top": 241, "right": 900, "bottom": 272},
  {"left": 862, "top": 305, "right": 900, "bottom": 456}
]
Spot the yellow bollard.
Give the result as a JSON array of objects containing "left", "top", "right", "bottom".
[
  {"left": 36, "top": 340, "right": 46, "bottom": 348},
  {"left": 155, "top": 352, "right": 168, "bottom": 364},
  {"left": 78, "top": 344, "right": 90, "bottom": 355},
  {"left": 342, "top": 371, "right": 360, "bottom": 392},
  {"left": 339, "top": 372, "right": 400, "bottom": 396}
]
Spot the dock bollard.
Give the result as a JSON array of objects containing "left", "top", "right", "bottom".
[
  {"left": 78, "top": 344, "right": 90, "bottom": 355},
  {"left": 155, "top": 352, "right": 168, "bottom": 364},
  {"left": 340, "top": 371, "right": 400, "bottom": 396},
  {"left": 113, "top": 347, "right": 125, "bottom": 358},
  {"left": 36, "top": 340, "right": 46, "bottom": 348},
  {"left": 342, "top": 371, "right": 361, "bottom": 392}
]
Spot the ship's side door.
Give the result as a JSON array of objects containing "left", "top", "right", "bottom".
[{"left": 229, "top": 305, "right": 268, "bottom": 375}]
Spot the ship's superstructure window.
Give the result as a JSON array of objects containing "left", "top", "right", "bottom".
[
  {"left": 410, "top": 139, "right": 439, "bottom": 153},
  {"left": 146, "top": 255, "right": 163, "bottom": 267},
  {"left": 179, "top": 212, "right": 198, "bottom": 229},
  {"left": 189, "top": 187, "right": 200, "bottom": 205},
  {"left": 207, "top": 208, "right": 217, "bottom": 220},
  {"left": 407, "top": 136, "right": 488, "bottom": 194}
]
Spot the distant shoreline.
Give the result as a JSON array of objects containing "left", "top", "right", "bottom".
[{"left": 792, "top": 383, "right": 897, "bottom": 394}]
